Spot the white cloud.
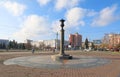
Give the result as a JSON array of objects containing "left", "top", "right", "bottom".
[
  {"left": 65, "top": 7, "right": 86, "bottom": 28},
  {"left": 13, "top": 15, "right": 51, "bottom": 42},
  {"left": 52, "top": 20, "right": 61, "bottom": 33},
  {"left": 87, "top": 10, "right": 97, "bottom": 17},
  {"left": 55, "top": 0, "right": 80, "bottom": 10},
  {"left": 91, "top": 5, "right": 118, "bottom": 26},
  {"left": 52, "top": 7, "right": 87, "bottom": 32},
  {"left": 49, "top": 7, "right": 90, "bottom": 36},
  {"left": 3, "top": 1, "right": 26, "bottom": 16},
  {"left": 37, "top": 0, "right": 51, "bottom": 6}
]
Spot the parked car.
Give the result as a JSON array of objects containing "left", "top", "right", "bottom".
[
  {"left": 114, "top": 48, "right": 119, "bottom": 52},
  {"left": 111, "top": 48, "right": 119, "bottom": 52},
  {"left": 84, "top": 49, "right": 91, "bottom": 51}
]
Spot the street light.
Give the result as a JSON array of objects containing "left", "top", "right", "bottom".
[{"left": 56, "top": 32, "right": 58, "bottom": 52}]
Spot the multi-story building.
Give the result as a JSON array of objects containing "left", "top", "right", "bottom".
[
  {"left": 24, "top": 39, "right": 33, "bottom": 43},
  {"left": 0, "top": 39, "right": 9, "bottom": 46},
  {"left": 69, "top": 33, "right": 82, "bottom": 48},
  {"left": 31, "top": 40, "right": 43, "bottom": 48},
  {"left": 43, "top": 39, "right": 60, "bottom": 48},
  {"left": 93, "top": 40, "right": 102, "bottom": 46},
  {"left": 102, "top": 33, "right": 120, "bottom": 48},
  {"left": 102, "top": 34, "right": 110, "bottom": 45},
  {"left": 24, "top": 39, "right": 69, "bottom": 50},
  {"left": 43, "top": 39, "right": 69, "bottom": 48}
]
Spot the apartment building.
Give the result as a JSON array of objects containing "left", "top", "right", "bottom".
[
  {"left": 69, "top": 33, "right": 82, "bottom": 48},
  {"left": 103, "top": 33, "right": 120, "bottom": 48},
  {"left": 0, "top": 39, "right": 9, "bottom": 46}
]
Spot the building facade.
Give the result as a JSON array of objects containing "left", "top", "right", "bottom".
[
  {"left": 31, "top": 40, "right": 43, "bottom": 48},
  {"left": 0, "top": 39, "right": 9, "bottom": 46},
  {"left": 24, "top": 39, "right": 69, "bottom": 50},
  {"left": 103, "top": 33, "right": 120, "bottom": 48},
  {"left": 93, "top": 40, "right": 102, "bottom": 46},
  {"left": 69, "top": 33, "right": 82, "bottom": 48},
  {"left": 43, "top": 39, "right": 60, "bottom": 48},
  {"left": 24, "top": 39, "right": 33, "bottom": 43}
]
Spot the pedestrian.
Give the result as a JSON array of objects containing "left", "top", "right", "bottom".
[
  {"left": 53, "top": 48, "right": 55, "bottom": 53},
  {"left": 32, "top": 48, "right": 35, "bottom": 54}
]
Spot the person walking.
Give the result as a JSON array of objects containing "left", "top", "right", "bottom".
[
  {"left": 53, "top": 48, "right": 55, "bottom": 53},
  {"left": 32, "top": 48, "right": 35, "bottom": 54}
]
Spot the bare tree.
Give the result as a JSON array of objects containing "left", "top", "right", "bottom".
[
  {"left": 39, "top": 42, "right": 45, "bottom": 51},
  {"left": 25, "top": 42, "right": 32, "bottom": 50}
]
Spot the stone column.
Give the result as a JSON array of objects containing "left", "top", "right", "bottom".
[
  {"left": 51, "top": 19, "right": 72, "bottom": 61},
  {"left": 59, "top": 19, "right": 65, "bottom": 55}
]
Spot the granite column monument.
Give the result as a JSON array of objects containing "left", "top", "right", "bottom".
[
  {"left": 59, "top": 19, "right": 65, "bottom": 55},
  {"left": 51, "top": 19, "right": 72, "bottom": 60}
]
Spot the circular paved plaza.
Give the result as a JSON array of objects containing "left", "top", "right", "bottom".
[
  {"left": 4, "top": 55, "right": 110, "bottom": 69},
  {"left": 1, "top": 51, "right": 120, "bottom": 77}
]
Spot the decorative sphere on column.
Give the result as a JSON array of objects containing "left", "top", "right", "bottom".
[{"left": 60, "top": 19, "right": 65, "bottom": 28}]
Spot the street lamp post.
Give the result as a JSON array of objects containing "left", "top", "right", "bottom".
[{"left": 56, "top": 32, "right": 58, "bottom": 52}]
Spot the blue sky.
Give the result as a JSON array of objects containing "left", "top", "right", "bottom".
[{"left": 0, "top": 0, "right": 120, "bottom": 42}]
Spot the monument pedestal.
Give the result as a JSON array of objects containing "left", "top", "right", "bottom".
[{"left": 51, "top": 54, "right": 72, "bottom": 61}]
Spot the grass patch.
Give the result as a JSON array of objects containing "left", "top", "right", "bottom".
[
  {"left": 111, "top": 51, "right": 120, "bottom": 54},
  {"left": 0, "top": 60, "right": 4, "bottom": 64}
]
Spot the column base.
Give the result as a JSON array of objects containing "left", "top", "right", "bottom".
[{"left": 51, "top": 54, "right": 73, "bottom": 61}]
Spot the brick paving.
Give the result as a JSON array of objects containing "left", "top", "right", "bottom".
[{"left": 0, "top": 51, "right": 120, "bottom": 77}]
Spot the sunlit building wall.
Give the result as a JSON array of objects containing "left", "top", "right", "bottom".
[
  {"left": 69, "top": 33, "right": 82, "bottom": 48},
  {"left": 103, "top": 33, "right": 120, "bottom": 48}
]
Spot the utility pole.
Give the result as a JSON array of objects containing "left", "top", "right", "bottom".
[{"left": 56, "top": 32, "right": 58, "bottom": 52}]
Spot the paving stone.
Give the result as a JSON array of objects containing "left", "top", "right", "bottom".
[
  {"left": 4, "top": 55, "right": 110, "bottom": 69},
  {"left": 1, "top": 51, "right": 120, "bottom": 77}
]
